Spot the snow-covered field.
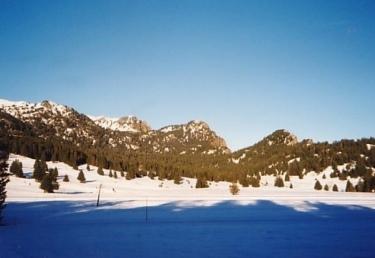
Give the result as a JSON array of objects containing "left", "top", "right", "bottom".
[{"left": 1, "top": 154, "right": 375, "bottom": 258}]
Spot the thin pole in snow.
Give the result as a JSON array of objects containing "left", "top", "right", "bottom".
[
  {"left": 96, "top": 184, "right": 102, "bottom": 207},
  {"left": 145, "top": 197, "right": 148, "bottom": 223}
]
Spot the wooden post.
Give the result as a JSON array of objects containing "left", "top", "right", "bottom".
[
  {"left": 96, "top": 184, "right": 102, "bottom": 207},
  {"left": 145, "top": 198, "right": 148, "bottom": 223}
]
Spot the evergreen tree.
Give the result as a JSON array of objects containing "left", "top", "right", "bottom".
[
  {"left": 77, "top": 170, "right": 86, "bottom": 183},
  {"left": 288, "top": 161, "right": 303, "bottom": 179},
  {"left": 284, "top": 173, "right": 290, "bottom": 182},
  {"left": 330, "top": 169, "right": 338, "bottom": 178},
  {"left": 250, "top": 176, "right": 260, "bottom": 187},
  {"left": 274, "top": 176, "right": 284, "bottom": 187},
  {"left": 50, "top": 167, "right": 58, "bottom": 180},
  {"left": 33, "top": 160, "right": 45, "bottom": 182},
  {"left": 40, "top": 159, "right": 48, "bottom": 172},
  {"left": 322, "top": 174, "right": 326, "bottom": 179},
  {"left": 355, "top": 180, "right": 365, "bottom": 192},
  {"left": 239, "top": 176, "right": 250, "bottom": 187},
  {"left": 63, "top": 175, "right": 69, "bottom": 182},
  {"left": 126, "top": 170, "right": 135, "bottom": 180},
  {"left": 52, "top": 176, "right": 59, "bottom": 190},
  {"left": 362, "top": 176, "right": 375, "bottom": 192},
  {"left": 86, "top": 164, "right": 91, "bottom": 171},
  {"left": 114, "top": 171, "right": 118, "bottom": 179},
  {"left": 289, "top": 183, "right": 293, "bottom": 189},
  {"left": 324, "top": 184, "right": 329, "bottom": 191},
  {"left": 109, "top": 170, "right": 113, "bottom": 178},
  {"left": 339, "top": 171, "right": 348, "bottom": 181},
  {"left": 229, "top": 183, "right": 240, "bottom": 195},
  {"left": 120, "top": 171, "right": 125, "bottom": 177},
  {"left": 0, "top": 151, "right": 9, "bottom": 224},
  {"left": 314, "top": 180, "right": 322, "bottom": 190},
  {"left": 196, "top": 177, "right": 208, "bottom": 188},
  {"left": 345, "top": 180, "right": 355, "bottom": 192},
  {"left": 40, "top": 174, "right": 54, "bottom": 193},
  {"left": 10, "top": 159, "right": 24, "bottom": 178},
  {"left": 97, "top": 167, "right": 104, "bottom": 176},
  {"left": 332, "top": 184, "right": 339, "bottom": 192},
  {"left": 174, "top": 173, "right": 182, "bottom": 185},
  {"left": 148, "top": 171, "right": 155, "bottom": 180}
]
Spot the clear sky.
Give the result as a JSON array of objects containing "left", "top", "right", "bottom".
[{"left": 1, "top": 0, "right": 374, "bottom": 150}]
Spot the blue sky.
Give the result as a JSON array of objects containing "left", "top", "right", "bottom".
[{"left": 1, "top": 0, "right": 374, "bottom": 150}]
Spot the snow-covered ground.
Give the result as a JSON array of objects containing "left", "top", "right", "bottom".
[{"left": 1, "top": 154, "right": 375, "bottom": 258}]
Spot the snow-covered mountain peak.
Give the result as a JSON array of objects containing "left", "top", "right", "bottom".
[
  {"left": 0, "top": 98, "right": 72, "bottom": 118},
  {"left": 90, "top": 115, "right": 151, "bottom": 133},
  {"left": 0, "top": 98, "right": 29, "bottom": 107}
]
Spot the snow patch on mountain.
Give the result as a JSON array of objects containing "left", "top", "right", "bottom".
[{"left": 89, "top": 115, "right": 151, "bottom": 133}]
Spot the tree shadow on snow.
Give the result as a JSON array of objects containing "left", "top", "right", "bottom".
[
  {"left": 3, "top": 199, "right": 375, "bottom": 225},
  {"left": 1, "top": 199, "right": 375, "bottom": 258}
]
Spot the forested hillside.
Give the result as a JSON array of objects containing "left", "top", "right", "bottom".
[{"left": 1, "top": 99, "right": 374, "bottom": 192}]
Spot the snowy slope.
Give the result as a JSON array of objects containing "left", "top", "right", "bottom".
[
  {"left": 5, "top": 154, "right": 374, "bottom": 208},
  {"left": 2, "top": 154, "right": 375, "bottom": 258}
]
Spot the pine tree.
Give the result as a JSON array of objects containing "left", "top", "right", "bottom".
[
  {"left": 120, "top": 171, "right": 125, "bottom": 177},
  {"left": 332, "top": 184, "right": 339, "bottom": 192},
  {"left": 10, "top": 159, "right": 24, "bottom": 178},
  {"left": 50, "top": 167, "right": 58, "bottom": 180},
  {"left": 40, "top": 159, "right": 48, "bottom": 173},
  {"left": 9, "top": 160, "right": 17, "bottom": 174},
  {"left": 148, "top": 171, "right": 155, "bottom": 180},
  {"left": 229, "top": 183, "right": 240, "bottom": 195},
  {"left": 63, "top": 175, "right": 69, "bottom": 182},
  {"left": 114, "top": 171, "right": 118, "bottom": 179},
  {"left": 77, "top": 170, "right": 86, "bottom": 183},
  {"left": 97, "top": 167, "right": 104, "bottom": 176},
  {"left": 289, "top": 183, "right": 293, "bottom": 189},
  {"left": 284, "top": 173, "right": 290, "bottom": 182},
  {"left": 0, "top": 151, "right": 9, "bottom": 224},
  {"left": 86, "top": 164, "right": 91, "bottom": 171},
  {"left": 363, "top": 176, "right": 375, "bottom": 192},
  {"left": 339, "top": 170, "right": 347, "bottom": 181},
  {"left": 274, "top": 176, "right": 284, "bottom": 187},
  {"left": 250, "top": 176, "right": 260, "bottom": 187},
  {"left": 239, "top": 176, "right": 250, "bottom": 187},
  {"left": 126, "top": 170, "right": 135, "bottom": 180},
  {"left": 355, "top": 180, "right": 365, "bottom": 192},
  {"left": 324, "top": 184, "right": 329, "bottom": 191},
  {"left": 33, "top": 160, "right": 45, "bottom": 182},
  {"left": 196, "top": 177, "right": 208, "bottom": 188},
  {"left": 174, "top": 173, "right": 182, "bottom": 185},
  {"left": 40, "top": 174, "right": 54, "bottom": 193},
  {"left": 345, "top": 180, "right": 355, "bottom": 192},
  {"left": 314, "top": 180, "right": 322, "bottom": 190},
  {"left": 330, "top": 169, "right": 338, "bottom": 178},
  {"left": 322, "top": 174, "right": 326, "bottom": 179},
  {"left": 52, "top": 176, "right": 59, "bottom": 190}
]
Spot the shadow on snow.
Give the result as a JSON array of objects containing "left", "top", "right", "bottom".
[{"left": 1, "top": 200, "right": 375, "bottom": 258}]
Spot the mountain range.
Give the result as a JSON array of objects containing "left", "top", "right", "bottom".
[{"left": 1, "top": 98, "right": 374, "bottom": 191}]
